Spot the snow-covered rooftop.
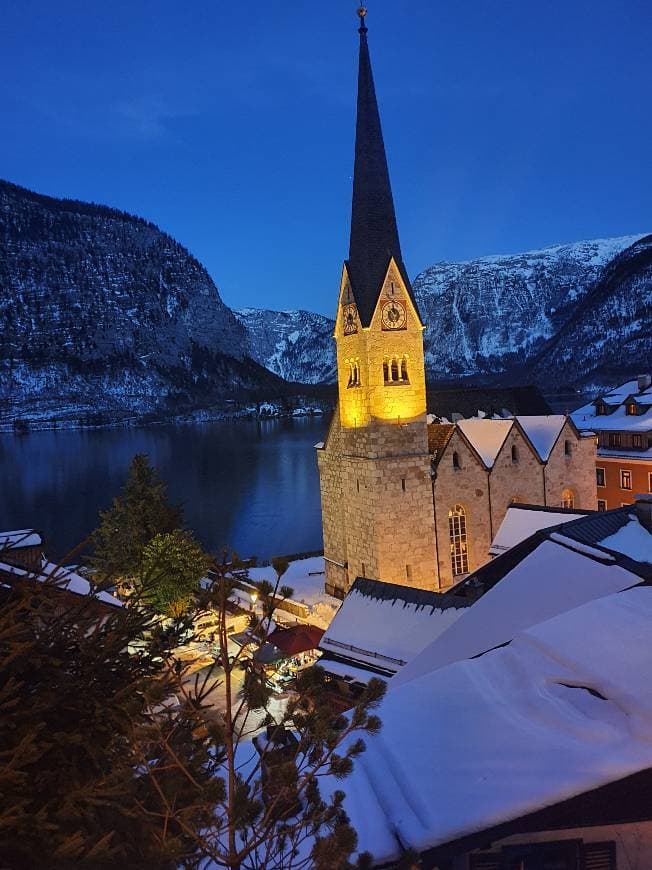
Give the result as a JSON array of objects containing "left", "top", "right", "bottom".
[
  {"left": 598, "top": 514, "right": 652, "bottom": 564},
  {"left": 320, "top": 578, "right": 468, "bottom": 675},
  {"left": 334, "top": 584, "right": 652, "bottom": 864},
  {"left": 572, "top": 377, "right": 652, "bottom": 434},
  {"left": 516, "top": 415, "right": 567, "bottom": 461},
  {"left": 392, "top": 536, "right": 642, "bottom": 688},
  {"left": 456, "top": 418, "right": 512, "bottom": 468},
  {"left": 0, "top": 529, "right": 42, "bottom": 548},
  {"left": 0, "top": 559, "right": 121, "bottom": 607},
  {"left": 490, "top": 504, "right": 587, "bottom": 556}
]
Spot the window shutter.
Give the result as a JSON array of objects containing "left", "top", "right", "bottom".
[
  {"left": 469, "top": 855, "right": 501, "bottom": 870},
  {"left": 582, "top": 841, "right": 616, "bottom": 870}
]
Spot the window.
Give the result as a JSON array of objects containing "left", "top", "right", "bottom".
[
  {"left": 452, "top": 451, "right": 460, "bottom": 470},
  {"left": 561, "top": 488, "right": 574, "bottom": 509},
  {"left": 620, "top": 469, "right": 632, "bottom": 490},
  {"left": 596, "top": 403, "right": 606, "bottom": 416},
  {"left": 564, "top": 439, "right": 572, "bottom": 456},
  {"left": 596, "top": 467, "right": 605, "bottom": 487},
  {"left": 383, "top": 354, "right": 409, "bottom": 384},
  {"left": 356, "top": 479, "right": 360, "bottom": 493},
  {"left": 607, "top": 432, "right": 621, "bottom": 449},
  {"left": 405, "top": 564, "right": 412, "bottom": 581},
  {"left": 401, "top": 478, "right": 406, "bottom": 492},
  {"left": 627, "top": 402, "right": 638, "bottom": 415},
  {"left": 649, "top": 472, "right": 652, "bottom": 493},
  {"left": 448, "top": 504, "right": 469, "bottom": 576},
  {"left": 597, "top": 499, "right": 606, "bottom": 512},
  {"left": 632, "top": 433, "right": 643, "bottom": 449},
  {"left": 347, "top": 358, "right": 361, "bottom": 388},
  {"left": 361, "top": 562, "right": 366, "bottom": 578},
  {"left": 470, "top": 839, "right": 616, "bottom": 870},
  {"left": 511, "top": 444, "right": 519, "bottom": 463}
]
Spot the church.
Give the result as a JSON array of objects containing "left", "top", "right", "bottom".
[{"left": 317, "top": 8, "right": 596, "bottom": 598}]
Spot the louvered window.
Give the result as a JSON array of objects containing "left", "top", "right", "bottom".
[
  {"left": 470, "top": 855, "right": 501, "bottom": 870},
  {"left": 581, "top": 842, "right": 616, "bottom": 870},
  {"left": 469, "top": 839, "right": 616, "bottom": 869}
]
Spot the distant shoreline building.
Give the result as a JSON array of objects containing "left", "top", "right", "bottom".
[{"left": 317, "top": 9, "right": 595, "bottom": 597}]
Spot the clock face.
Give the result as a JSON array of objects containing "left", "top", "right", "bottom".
[
  {"left": 381, "top": 300, "right": 407, "bottom": 330},
  {"left": 342, "top": 303, "right": 358, "bottom": 335}
]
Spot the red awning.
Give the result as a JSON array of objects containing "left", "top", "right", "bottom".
[{"left": 267, "top": 624, "right": 325, "bottom": 656}]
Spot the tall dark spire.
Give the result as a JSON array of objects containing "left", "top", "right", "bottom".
[{"left": 346, "top": 7, "right": 418, "bottom": 327}]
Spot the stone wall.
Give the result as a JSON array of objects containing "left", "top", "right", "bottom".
[
  {"left": 432, "top": 429, "right": 490, "bottom": 590},
  {"left": 544, "top": 423, "right": 596, "bottom": 509}
]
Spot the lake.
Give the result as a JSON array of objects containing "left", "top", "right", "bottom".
[{"left": 0, "top": 417, "right": 329, "bottom": 562}]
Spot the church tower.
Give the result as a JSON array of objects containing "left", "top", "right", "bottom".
[{"left": 317, "top": 7, "right": 437, "bottom": 597}]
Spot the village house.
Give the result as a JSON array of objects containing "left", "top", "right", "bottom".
[
  {"left": 0, "top": 528, "right": 121, "bottom": 611},
  {"left": 316, "top": 6, "right": 597, "bottom": 598},
  {"left": 572, "top": 374, "right": 652, "bottom": 511}
]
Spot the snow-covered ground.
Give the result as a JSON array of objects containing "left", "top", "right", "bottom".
[{"left": 247, "top": 556, "right": 340, "bottom": 629}]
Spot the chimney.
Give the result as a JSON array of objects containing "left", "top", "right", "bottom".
[
  {"left": 633, "top": 493, "right": 652, "bottom": 533},
  {"left": 637, "top": 373, "right": 651, "bottom": 392}
]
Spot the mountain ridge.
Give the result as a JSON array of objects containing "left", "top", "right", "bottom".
[
  {"left": 1, "top": 177, "right": 650, "bottom": 424},
  {"left": 0, "top": 178, "right": 285, "bottom": 426}
]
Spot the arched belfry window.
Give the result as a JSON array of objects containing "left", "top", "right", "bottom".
[
  {"left": 452, "top": 451, "right": 460, "bottom": 470},
  {"left": 346, "top": 358, "right": 361, "bottom": 388},
  {"left": 384, "top": 354, "right": 410, "bottom": 385},
  {"left": 511, "top": 445, "right": 519, "bottom": 463},
  {"left": 448, "top": 504, "right": 469, "bottom": 576}
]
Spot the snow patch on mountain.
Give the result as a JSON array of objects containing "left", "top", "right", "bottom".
[
  {"left": 413, "top": 235, "right": 647, "bottom": 379},
  {"left": 236, "top": 308, "right": 336, "bottom": 384}
]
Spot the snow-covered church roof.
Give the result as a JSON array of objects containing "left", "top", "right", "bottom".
[{"left": 490, "top": 503, "right": 590, "bottom": 556}]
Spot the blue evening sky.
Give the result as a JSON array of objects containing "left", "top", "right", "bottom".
[{"left": 1, "top": 0, "right": 650, "bottom": 316}]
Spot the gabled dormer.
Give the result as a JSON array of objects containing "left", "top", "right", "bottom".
[{"left": 593, "top": 398, "right": 618, "bottom": 416}]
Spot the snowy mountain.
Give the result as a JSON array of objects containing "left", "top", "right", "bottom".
[
  {"left": 0, "top": 180, "right": 282, "bottom": 425},
  {"left": 413, "top": 235, "right": 647, "bottom": 380},
  {"left": 1, "top": 176, "right": 648, "bottom": 424},
  {"left": 526, "top": 234, "right": 652, "bottom": 387},
  {"left": 235, "top": 308, "right": 336, "bottom": 384}
]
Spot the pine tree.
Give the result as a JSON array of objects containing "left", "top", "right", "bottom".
[
  {"left": 0, "top": 573, "right": 217, "bottom": 867},
  {"left": 1, "top": 545, "right": 384, "bottom": 869},
  {"left": 90, "top": 453, "right": 183, "bottom": 578},
  {"left": 138, "top": 529, "right": 210, "bottom": 616}
]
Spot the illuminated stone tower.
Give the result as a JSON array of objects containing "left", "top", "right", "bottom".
[{"left": 317, "top": 7, "right": 437, "bottom": 597}]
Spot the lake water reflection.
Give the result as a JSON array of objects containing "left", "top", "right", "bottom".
[{"left": 0, "top": 417, "right": 328, "bottom": 561}]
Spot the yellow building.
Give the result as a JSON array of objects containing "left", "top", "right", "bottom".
[{"left": 317, "top": 9, "right": 595, "bottom": 598}]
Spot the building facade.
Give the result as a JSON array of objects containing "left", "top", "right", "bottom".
[
  {"left": 572, "top": 375, "right": 652, "bottom": 512},
  {"left": 317, "top": 10, "right": 596, "bottom": 598}
]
